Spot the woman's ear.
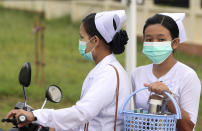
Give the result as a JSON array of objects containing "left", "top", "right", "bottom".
[
  {"left": 172, "top": 38, "right": 180, "bottom": 50},
  {"left": 93, "top": 35, "right": 100, "bottom": 45}
]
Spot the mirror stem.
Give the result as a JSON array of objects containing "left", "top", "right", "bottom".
[
  {"left": 41, "top": 98, "right": 47, "bottom": 109},
  {"left": 23, "top": 86, "right": 27, "bottom": 108}
]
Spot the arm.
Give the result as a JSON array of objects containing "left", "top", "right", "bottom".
[
  {"left": 33, "top": 67, "right": 117, "bottom": 130},
  {"left": 173, "top": 72, "right": 201, "bottom": 131},
  {"left": 145, "top": 76, "right": 201, "bottom": 131},
  {"left": 167, "top": 100, "right": 194, "bottom": 131},
  {"left": 5, "top": 67, "right": 117, "bottom": 130}
]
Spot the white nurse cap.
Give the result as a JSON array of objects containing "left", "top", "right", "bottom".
[
  {"left": 95, "top": 10, "right": 126, "bottom": 43},
  {"left": 159, "top": 13, "right": 186, "bottom": 43}
]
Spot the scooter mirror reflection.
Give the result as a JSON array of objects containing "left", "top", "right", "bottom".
[
  {"left": 18, "top": 62, "right": 31, "bottom": 87},
  {"left": 46, "top": 85, "right": 62, "bottom": 103}
]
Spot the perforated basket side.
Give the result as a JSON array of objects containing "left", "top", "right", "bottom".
[{"left": 123, "top": 112, "right": 177, "bottom": 131}]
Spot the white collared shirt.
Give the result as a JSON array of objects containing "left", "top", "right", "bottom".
[
  {"left": 131, "top": 61, "right": 201, "bottom": 130},
  {"left": 33, "top": 54, "right": 131, "bottom": 131}
]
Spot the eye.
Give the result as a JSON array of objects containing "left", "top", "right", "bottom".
[
  {"left": 80, "top": 34, "right": 84, "bottom": 39},
  {"left": 145, "top": 39, "right": 152, "bottom": 42},
  {"left": 159, "top": 38, "right": 165, "bottom": 42}
]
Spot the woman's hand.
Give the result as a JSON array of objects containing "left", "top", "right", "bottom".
[
  {"left": 5, "top": 109, "right": 35, "bottom": 127},
  {"left": 144, "top": 81, "right": 171, "bottom": 96}
]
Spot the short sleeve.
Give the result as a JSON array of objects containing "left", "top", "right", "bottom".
[{"left": 179, "top": 72, "right": 201, "bottom": 124}]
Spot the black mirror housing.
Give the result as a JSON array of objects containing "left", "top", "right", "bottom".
[
  {"left": 19, "top": 62, "right": 31, "bottom": 87},
  {"left": 46, "top": 85, "right": 62, "bottom": 103}
]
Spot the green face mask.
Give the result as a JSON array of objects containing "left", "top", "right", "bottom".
[
  {"left": 78, "top": 38, "right": 95, "bottom": 61},
  {"left": 142, "top": 41, "right": 173, "bottom": 64}
]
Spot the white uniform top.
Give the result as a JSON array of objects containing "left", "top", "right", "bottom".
[
  {"left": 33, "top": 54, "right": 131, "bottom": 131},
  {"left": 131, "top": 61, "right": 201, "bottom": 127}
]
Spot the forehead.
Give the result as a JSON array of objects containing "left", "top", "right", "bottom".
[
  {"left": 80, "top": 24, "right": 86, "bottom": 35},
  {"left": 80, "top": 23, "right": 90, "bottom": 37},
  {"left": 144, "top": 24, "right": 171, "bottom": 37}
]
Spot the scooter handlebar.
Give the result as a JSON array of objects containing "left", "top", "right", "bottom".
[
  {"left": 1, "top": 114, "right": 27, "bottom": 125},
  {"left": 18, "top": 114, "right": 27, "bottom": 123}
]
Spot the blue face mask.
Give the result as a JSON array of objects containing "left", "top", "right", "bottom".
[
  {"left": 78, "top": 38, "right": 94, "bottom": 61},
  {"left": 142, "top": 41, "right": 173, "bottom": 64}
]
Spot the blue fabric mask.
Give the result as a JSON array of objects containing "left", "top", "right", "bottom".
[
  {"left": 142, "top": 41, "right": 173, "bottom": 64},
  {"left": 78, "top": 40, "right": 94, "bottom": 61}
]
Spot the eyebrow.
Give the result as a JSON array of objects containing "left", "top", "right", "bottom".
[
  {"left": 144, "top": 34, "right": 152, "bottom": 37},
  {"left": 145, "top": 34, "right": 166, "bottom": 37},
  {"left": 157, "top": 34, "right": 166, "bottom": 37}
]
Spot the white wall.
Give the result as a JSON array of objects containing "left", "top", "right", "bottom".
[{"left": 2, "top": 0, "right": 202, "bottom": 45}]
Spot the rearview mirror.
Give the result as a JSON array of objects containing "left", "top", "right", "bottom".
[
  {"left": 46, "top": 85, "right": 62, "bottom": 103},
  {"left": 19, "top": 62, "right": 31, "bottom": 87}
]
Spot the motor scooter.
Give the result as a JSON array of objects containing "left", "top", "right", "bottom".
[{"left": 2, "top": 62, "right": 62, "bottom": 131}]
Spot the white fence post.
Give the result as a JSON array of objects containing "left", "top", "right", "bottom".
[
  {"left": 126, "top": 0, "right": 137, "bottom": 109},
  {"left": 126, "top": 0, "right": 137, "bottom": 77}
]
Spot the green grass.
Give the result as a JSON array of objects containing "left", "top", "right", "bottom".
[{"left": 0, "top": 7, "right": 202, "bottom": 130}]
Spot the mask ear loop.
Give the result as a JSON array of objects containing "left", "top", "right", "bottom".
[
  {"left": 86, "top": 36, "right": 97, "bottom": 55},
  {"left": 171, "top": 38, "right": 176, "bottom": 44},
  {"left": 87, "top": 36, "right": 95, "bottom": 44},
  {"left": 171, "top": 38, "right": 178, "bottom": 53}
]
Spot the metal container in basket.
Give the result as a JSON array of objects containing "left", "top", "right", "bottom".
[{"left": 120, "top": 87, "right": 181, "bottom": 131}]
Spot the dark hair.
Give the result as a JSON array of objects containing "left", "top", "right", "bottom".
[
  {"left": 143, "top": 14, "right": 179, "bottom": 40},
  {"left": 82, "top": 13, "right": 128, "bottom": 54}
]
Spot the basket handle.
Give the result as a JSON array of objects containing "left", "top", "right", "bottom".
[{"left": 120, "top": 87, "right": 181, "bottom": 119}]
